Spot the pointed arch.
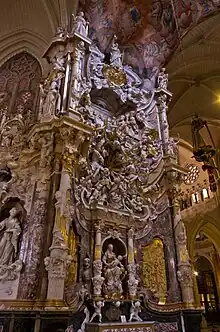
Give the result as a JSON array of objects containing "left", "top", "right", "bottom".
[
  {"left": 188, "top": 215, "right": 220, "bottom": 259},
  {"left": 0, "top": 52, "right": 42, "bottom": 125}
]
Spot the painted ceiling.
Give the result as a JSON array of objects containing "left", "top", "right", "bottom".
[{"left": 84, "top": 0, "right": 220, "bottom": 74}]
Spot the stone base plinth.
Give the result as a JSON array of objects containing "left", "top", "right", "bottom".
[{"left": 86, "top": 322, "right": 155, "bottom": 332}]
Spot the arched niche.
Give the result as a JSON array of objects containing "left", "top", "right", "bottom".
[
  {"left": 0, "top": 197, "right": 26, "bottom": 271},
  {"left": 91, "top": 88, "right": 135, "bottom": 117},
  {"left": 101, "top": 236, "right": 127, "bottom": 258},
  {"left": 0, "top": 52, "right": 42, "bottom": 126}
]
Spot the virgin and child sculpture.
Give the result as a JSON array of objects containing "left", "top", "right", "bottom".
[{"left": 102, "top": 243, "right": 126, "bottom": 298}]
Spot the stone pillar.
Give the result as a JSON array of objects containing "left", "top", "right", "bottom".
[
  {"left": 18, "top": 131, "right": 54, "bottom": 299},
  {"left": 92, "top": 223, "right": 104, "bottom": 297},
  {"left": 127, "top": 228, "right": 139, "bottom": 298},
  {"left": 128, "top": 227, "right": 135, "bottom": 264},
  {"left": 44, "top": 229, "right": 72, "bottom": 302},
  {"left": 94, "top": 223, "right": 102, "bottom": 260},
  {"left": 173, "top": 194, "right": 195, "bottom": 304},
  {"left": 165, "top": 242, "right": 181, "bottom": 302}
]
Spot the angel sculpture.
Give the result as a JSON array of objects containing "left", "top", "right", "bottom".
[
  {"left": 89, "top": 301, "right": 104, "bottom": 323},
  {"left": 129, "top": 301, "right": 143, "bottom": 322}
]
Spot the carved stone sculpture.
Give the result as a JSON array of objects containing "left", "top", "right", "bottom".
[
  {"left": 55, "top": 26, "right": 66, "bottom": 38},
  {"left": 66, "top": 325, "right": 74, "bottom": 332},
  {"left": 74, "top": 111, "right": 162, "bottom": 219},
  {"left": 0, "top": 208, "right": 21, "bottom": 267},
  {"left": 157, "top": 68, "right": 168, "bottom": 90},
  {"left": 127, "top": 263, "right": 139, "bottom": 298},
  {"left": 77, "top": 307, "right": 90, "bottom": 332},
  {"left": 72, "top": 12, "right": 88, "bottom": 36},
  {"left": 89, "top": 301, "right": 104, "bottom": 323},
  {"left": 42, "top": 81, "right": 60, "bottom": 121},
  {"left": 102, "top": 244, "right": 126, "bottom": 298},
  {"left": 0, "top": 207, "right": 22, "bottom": 299},
  {"left": 82, "top": 257, "right": 91, "bottom": 291},
  {"left": 92, "top": 260, "right": 104, "bottom": 296},
  {"left": 129, "top": 301, "right": 143, "bottom": 322},
  {"left": 110, "top": 35, "right": 123, "bottom": 68},
  {"left": 44, "top": 229, "right": 73, "bottom": 300}
]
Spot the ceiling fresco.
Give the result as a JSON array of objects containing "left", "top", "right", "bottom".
[{"left": 84, "top": 0, "right": 220, "bottom": 74}]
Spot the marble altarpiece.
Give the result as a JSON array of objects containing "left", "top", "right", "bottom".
[{"left": 0, "top": 13, "right": 202, "bottom": 332}]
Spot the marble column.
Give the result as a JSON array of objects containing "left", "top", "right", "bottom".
[
  {"left": 173, "top": 195, "right": 195, "bottom": 304},
  {"left": 94, "top": 223, "right": 102, "bottom": 260},
  {"left": 18, "top": 186, "right": 49, "bottom": 299},
  {"left": 165, "top": 241, "right": 181, "bottom": 302},
  {"left": 44, "top": 229, "right": 72, "bottom": 301},
  {"left": 127, "top": 228, "right": 139, "bottom": 298},
  {"left": 92, "top": 223, "right": 104, "bottom": 297},
  {"left": 128, "top": 227, "right": 135, "bottom": 264}
]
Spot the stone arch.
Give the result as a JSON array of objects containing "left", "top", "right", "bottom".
[
  {"left": 0, "top": 30, "right": 49, "bottom": 75},
  {"left": 194, "top": 254, "right": 215, "bottom": 272},
  {"left": 188, "top": 215, "right": 220, "bottom": 260},
  {"left": 101, "top": 235, "right": 127, "bottom": 257}
]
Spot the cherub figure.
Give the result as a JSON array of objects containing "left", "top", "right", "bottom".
[
  {"left": 89, "top": 301, "right": 104, "bottom": 323},
  {"left": 129, "top": 301, "right": 143, "bottom": 322}
]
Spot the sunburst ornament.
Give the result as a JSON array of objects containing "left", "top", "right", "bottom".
[{"left": 102, "top": 64, "right": 127, "bottom": 87}]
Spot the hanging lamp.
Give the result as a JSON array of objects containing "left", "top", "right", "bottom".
[{"left": 191, "top": 115, "right": 217, "bottom": 192}]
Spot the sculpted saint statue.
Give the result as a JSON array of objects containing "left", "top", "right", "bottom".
[
  {"left": 0, "top": 207, "right": 21, "bottom": 266},
  {"left": 72, "top": 12, "right": 88, "bottom": 36},
  {"left": 110, "top": 35, "right": 123, "bottom": 68},
  {"left": 42, "top": 81, "right": 60, "bottom": 120}
]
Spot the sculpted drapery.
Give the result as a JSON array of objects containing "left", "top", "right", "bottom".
[{"left": 0, "top": 207, "right": 21, "bottom": 266}]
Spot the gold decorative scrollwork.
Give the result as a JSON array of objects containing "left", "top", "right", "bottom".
[{"left": 142, "top": 239, "right": 167, "bottom": 303}]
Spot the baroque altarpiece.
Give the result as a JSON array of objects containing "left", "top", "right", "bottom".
[{"left": 0, "top": 14, "right": 202, "bottom": 332}]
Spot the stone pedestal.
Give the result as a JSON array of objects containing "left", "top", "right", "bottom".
[{"left": 44, "top": 229, "right": 72, "bottom": 301}]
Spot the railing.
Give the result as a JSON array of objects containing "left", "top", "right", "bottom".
[
  {"left": 179, "top": 180, "right": 218, "bottom": 220},
  {"left": 179, "top": 180, "right": 214, "bottom": 211}
]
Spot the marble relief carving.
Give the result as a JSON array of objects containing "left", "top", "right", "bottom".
[
  {"left": 102, "top": 244, "right": 126, "bottom": 298},
  {"left": 0, "top": 22, "right": 195, "bottom": 332}
]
